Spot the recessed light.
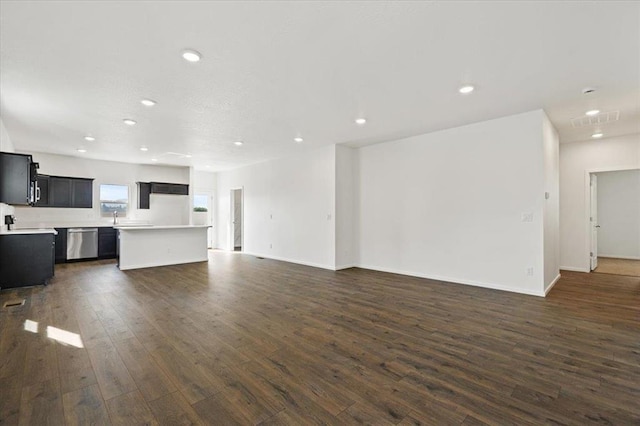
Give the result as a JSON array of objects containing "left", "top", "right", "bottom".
[
  {"left": 182, "top": 49, "right": 202, "bottom": 62},
  {"left": 234, "top": 141, "right": 244, "bottom": 146},
  {"left": 77, "top": 148, "right": 87, "bottom": 153},
  {"left": 458, "top": 85, "right": 475, "bottom": 94},
  {"left": 123, "top": 119, "right": 137, "bottom": 126},
  {"left": 294, "top": 137, "right": 303, "bottom": 143},
  {"left": 151, "top": 158, "right": 158, "bottom": 162},
  {"left": 355, "top": 118, "right": 367, "bottom": 125},
  {"left": 141, "top": 99, "right": 157, "bottom": 107},
  {"left": 140, "top": 146, "right": 149, "bottom": 152},
  {"left": 206, "top": 165, "right": 211, "bottom": 168},
  {"left": 585, "top": 109, "right": 600, "bottom": 116},
  {"left": 185, "top": 154, "right": 192, "bottom": 158},
  {"left": 84, "top": 136, "right": 95, "bottom": 142},
  {"left": 591, "top": 132, "right": 603, "bottom": 139}
]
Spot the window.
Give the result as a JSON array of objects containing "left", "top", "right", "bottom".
[
  {"left": 100, "top": 184, "right": 129, "bottom": 217},
  {"left": 193, "top": 194, "right": 208, "bottom": 212}
]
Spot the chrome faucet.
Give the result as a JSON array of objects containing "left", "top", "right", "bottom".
[{"left": 113, "top": 211, "right": 118, "bottom": 225}]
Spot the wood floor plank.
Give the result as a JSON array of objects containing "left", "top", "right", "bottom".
[
  {"left": 85, "top": 337, "right": 138, "bottom": 401},
  {"left": 147, "top": 391, "right": 204, "bottom": 426},
  {"left": 112, "top": 337, "right": 177, "bottom": 402},
  {"left": 18, "top": 377, "right": 64, "bottom": 426},
  {"left": 62, "top": 384, "right": 110, "bottom": 426},
  {"left": 105, "top": 390, "right": 158, "bottom": 426}
]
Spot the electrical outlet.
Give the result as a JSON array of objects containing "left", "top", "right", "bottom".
[
  {"left": 521, "top": 213, "right": 534, "bottom": 222},
  {"left": 526, "top": 267, "right": 534, "bottom": 276}
]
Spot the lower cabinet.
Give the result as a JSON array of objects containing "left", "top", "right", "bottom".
[
  {"left": 98, "top": 227, "right": 117, "bottom": 259},
  {"left": 0, "top": 233, "right": 55, "bottom": 289},
  {"left": 54, "top": 228, "right": 67, "bottom": 264}
]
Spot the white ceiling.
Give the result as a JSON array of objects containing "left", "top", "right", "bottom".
[{"left": 1, "top": 1, "right": 639, "bottom": 171}]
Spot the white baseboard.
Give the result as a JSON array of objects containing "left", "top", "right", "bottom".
[
  {"left": 119, "top": 258, "right": 209, "bottom": 271},
  {"left": 243, "top": 251, "right": 335, "bottom": 271},
  {"left": 559, "top": 266, "right": 590, "bottom": 273},
  {"left": 545, "top": 274, "right": 561, "bottom": 295},
  {"left": 598, "top": 255, "right": 640, "bottom": 261},
  {"left": 357, "top": 264, "right": 545, "bottom": 297},
  {"left": 335, "top": 264, "right": 357, "bottom": 271}
]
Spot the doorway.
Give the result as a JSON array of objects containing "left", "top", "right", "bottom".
[
  {"left": 589, "top": 169, "right": 640, "bottom": 277},
  {"left": 230, "top": 188, "right": 243, "bottom": 252}
]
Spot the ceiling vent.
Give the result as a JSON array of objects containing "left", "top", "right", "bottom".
[{"left": 571, "top": 111, "right": 620, "bottom": 128}]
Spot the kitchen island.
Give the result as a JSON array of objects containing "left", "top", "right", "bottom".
[{"left": 114, "top": 225, "right": 210, "bottom": 270}]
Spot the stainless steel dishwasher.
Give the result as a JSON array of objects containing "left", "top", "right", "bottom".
[{"left": 67, "top": 228, "right": 98, "bottom": 260}]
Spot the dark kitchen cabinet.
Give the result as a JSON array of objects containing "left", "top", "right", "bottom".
[
  {"left": 137, "top": 182, "right": 151, "bottom": 209},
  {"left": 35, "top": 175, "right": 50, "bottom": 206},
  {"left": 0, "top": 152, "right": 37, "bottom": 205},
  {"left": 72, "top": 179, "right": 93, "bottom": 208},
  {"left": 54, "top": 228, "right": 67, "bottom": 263},
  {"left": 150, "top": 182, "right": 189, "bottom": 195},
  {"left": 35, "top": 175, "right": 93, "bottom": 208},
  {"left": 98, "top": 227, "right": 117, "bottom": 259},
  {"left": 50, "top": 177, "right": 72, "bottom": 207},
  {"left": 0, "top": 233, "right": 55, "bottom": 289}
]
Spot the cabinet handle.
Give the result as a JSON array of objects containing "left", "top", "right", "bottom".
[{"left": 36, "top": 185, "right": 41, "bottom": 202}]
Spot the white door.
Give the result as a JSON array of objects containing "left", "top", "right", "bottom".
[
  {"left": 230, "top": 189, "right": 243, "bottom": 251},
  {"left": 590, "top": 174, "right": 599, "bottom": 270}
]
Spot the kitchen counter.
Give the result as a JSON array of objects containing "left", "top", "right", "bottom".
[
  {"left": 116, "top": 225, "right": 210, "bottom": 270},
  {"left": 0, "top": 228, "right": 58, "bottom": 235},
  {"left": 15, "top": 221, "right": 151, "bottom": 229},
  {"left": 113, "top": 225, "right": 208, "bottom": 230}
]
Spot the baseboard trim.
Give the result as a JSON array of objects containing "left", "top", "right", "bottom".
[
  {"left": 357, "top": 264, "right": 545, "bottom": 297},
  {"left": 335, "top": 264, "right": 357, "bottom": 271},
  {"left": 545, "top": 274, "right": 561, "bottom": 296},
  {"left": 559, "top": 266, "right": 590, "bottom": 273},
  {"left": 119, "top": 258, "right": 209, "bottom": 271},
  {"left": 598, "top": 255, "right": 640, "bottom": 261},
  {"left": 243, "top": 251, "right": 335, "bottom": 271}
]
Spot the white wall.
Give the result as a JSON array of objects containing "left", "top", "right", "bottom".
[
  {"left": 0, "top": 119, "right": 16, "bottom": 232},
  {"left": 13, "top": 152, "right": 191, "bottom": 226},
  {"left": 335, "top": 145, "right": 356, "bottom": 269},
  {"left": 559, "top": 134, "right": 640, "bottom": 271},
  {"left": 216, "top": 145, "right": 336, "bottom": 269},
  {"left": 356, "top": 110, "right": 550, "bottom": 296},
  {"left": 596, "top": 169, "right": 640, "bottom": 259},
  {"left": 542, "top": 113, "right": 560, "bottom": 292}
]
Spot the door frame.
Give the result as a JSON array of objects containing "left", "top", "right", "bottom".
[
  {"left": 229, "top": 187, "right": 244, "bottom": 252},
  {"left": 584, "top": 166, "right": 638, "bottom": 272}
]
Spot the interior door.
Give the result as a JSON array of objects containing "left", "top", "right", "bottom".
[
  {"left": 590, "top": 174, "right": 599, "bottom": 270},
  {"left": 231, "top": 189, "right": 242, "bottom": 251}
]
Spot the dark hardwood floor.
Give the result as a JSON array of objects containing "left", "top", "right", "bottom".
[{"left": 1, "top": 251, "right": 639, "bottom": 425}]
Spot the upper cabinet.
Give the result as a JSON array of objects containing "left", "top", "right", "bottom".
[
  {"left": 34, "top": 175, "right": 94, "bottom": 208},
  {"left": 0, "top": 152, "right": 38, "bottom": 205},
  {"left": 137, "top": 181, "right": 188, "bottom": 210}
]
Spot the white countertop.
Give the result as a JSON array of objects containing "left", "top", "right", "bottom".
[
  {"left": 115, "top": 225, "right": 210, "bottom": 230},
  {"left": 15, "top": 221, "right": 152, "bottom": 229},
  {"left": 0, "top": 229, "right": 58, "bottom": 235}
]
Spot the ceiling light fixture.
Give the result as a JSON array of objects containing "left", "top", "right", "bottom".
[
  {"left": 151, "top": 158, "right": 158, "bottom": 162},
  {"left": 294, "top": 137, "right": 303, "bottom": 143},
  {"left": 141, "top": 99, "right": 157, "bottom": 107},
  {"left": 585, "top": 109, "right": 600, "bottom": 116},
  {"left": 140, "top": 146, "right": 149, "bottom": 152},
  {"left": 77, "top": 148, "right": 87, "bottom": 153},
  {"left": 123, "top": 119, "right": 137, "bottom": 126},
  {"left": 355, "top": 118, "right": 367, "bottom": 125},
  {"left": 185, "top": 154, "right": 192, "bottom": 158},
  {"left": 234, "top": 141, "right": 244, "bottom": 146},
  {"left": 182, "top": 49, "right": 202, "bottom": 62},
  {"left": 591, "top": 132, "right": 603, "bottom": 139},
  {"left": 458, "top": 85, "right": 475, "bottom": 94},
  {"left": 84, "top": 136, "right": 95, "bottom": 142}
]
